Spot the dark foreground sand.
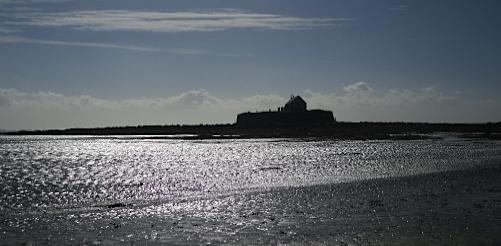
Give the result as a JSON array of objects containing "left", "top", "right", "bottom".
[{"left": 2, "top": 164, "right": 501, "bottom": 245}]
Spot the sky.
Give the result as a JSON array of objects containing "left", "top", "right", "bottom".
[{"left": 1, "top": 0, "right": 500, "bottom": 129}]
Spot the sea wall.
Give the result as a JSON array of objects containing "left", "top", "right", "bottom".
[{"left": 236, "top": 110, "right": 335, "bottom": 127}]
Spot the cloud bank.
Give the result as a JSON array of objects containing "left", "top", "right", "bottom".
[
  {"left": 7, "top": 9, "right": 347, "bottom": 33},
  {"left": 1, "top": 82, "right": 500, "bottom": 130}
]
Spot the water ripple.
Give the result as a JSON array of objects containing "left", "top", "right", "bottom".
[{"left": 1, "top": 136, "right": 500, "bottom": 212}]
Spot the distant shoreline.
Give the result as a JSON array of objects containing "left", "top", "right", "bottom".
[{"left": 2, "top": 122, "right": 501, "bottom": 140}]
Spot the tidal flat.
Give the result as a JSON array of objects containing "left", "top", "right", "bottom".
[{"left": 1, "top": 136, "right": 500, "bottom": 245}]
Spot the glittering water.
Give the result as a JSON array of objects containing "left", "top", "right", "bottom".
[{"left": 1, "top": 135, "right": 500, "bottom": 213}]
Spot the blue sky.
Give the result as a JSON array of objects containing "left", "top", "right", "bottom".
[{"left": 1, "top": 0, "right": 500, "bottom": 129}]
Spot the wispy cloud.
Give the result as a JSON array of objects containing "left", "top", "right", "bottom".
[
  {"left": 391, "top": 5, "right": 408, "bottom": 11},
  {"left": 0, "top": 26, "right": 18, "bottom": 33},
  {"left": 390, "top": 0, "right": 409, "bottom": 11},
  {"left": 0, "top": 35, "right": 207, "bottom": 54},
  {"left": 0, "top": 0, "right": 71, "bottom": 5},
  {"left": 7, "top": 9, "right": 350, "bottom": 33},
  {"left": 0, "top": 0, "right": 70, "bottom": 9}
]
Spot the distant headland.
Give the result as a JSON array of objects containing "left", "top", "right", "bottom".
[{"left": 2, "top": 95, "right": 501, "bottom": 140}]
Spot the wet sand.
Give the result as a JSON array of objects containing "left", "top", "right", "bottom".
[{"left": 2, "top": 164, "right": 501, "bottom": 245}]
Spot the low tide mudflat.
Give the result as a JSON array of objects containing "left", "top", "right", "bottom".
[{"left": 1, "top": 136, "right": 500, "bottom": 245}]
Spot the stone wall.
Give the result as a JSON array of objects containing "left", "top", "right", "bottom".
[{"left": 236, "top": 110, "right": 334, "bottom": 127}]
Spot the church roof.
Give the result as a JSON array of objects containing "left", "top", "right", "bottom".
[{"left": 285, "top": 95, "right": 306, "bottom": 106}]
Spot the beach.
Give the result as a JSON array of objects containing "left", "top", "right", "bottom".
[
  {"left": 1, "top": 136, "right": 501, "bottom": 245},
  {"left": 2, "top": 0, "right": 500, "bottom": 243},
  {"left": 2, "top": 164, "right": 500, "bottom": 245}
]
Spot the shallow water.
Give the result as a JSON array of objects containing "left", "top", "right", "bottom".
[
  {"left": 2, "top": 135, "right": 501, "bottom": 245},
  {"left": 1, "top": 135, "right": 500, "bottom": 212}
]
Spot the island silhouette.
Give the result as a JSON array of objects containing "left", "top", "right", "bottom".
[
  {"left": 2, "top": 95, "right": 501, "bottom": 139},
  {"left": 237, "top": 95, "right": 335, "bottom": 127}
]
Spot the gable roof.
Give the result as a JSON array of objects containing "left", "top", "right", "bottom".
[{"left": 285, "top": 95, "right": 306, "bottom": 106}]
